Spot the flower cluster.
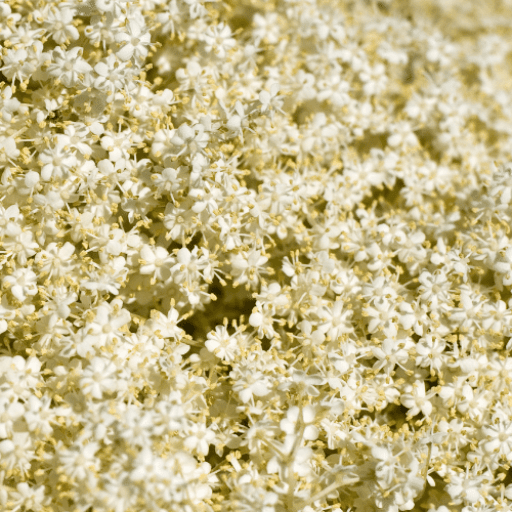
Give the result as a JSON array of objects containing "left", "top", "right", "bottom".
[{"left": 1, "top": 0, "right": 512, "bottom": 511}]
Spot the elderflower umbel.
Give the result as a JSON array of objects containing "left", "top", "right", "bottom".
[{"left": 1, "top": 0, "right": 512, "bottom": 511}]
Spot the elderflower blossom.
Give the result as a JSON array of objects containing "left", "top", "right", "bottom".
[{"left": 1, "top": 0, "right": 512, "bottom": 511}]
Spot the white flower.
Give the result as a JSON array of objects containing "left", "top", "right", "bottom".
[
  {"left": 34, "top": 241, "right": 76, "bottom": 279},
  {"left": 363, "top": 298, "right": 398, "bottom": 336},
  {"left": 38, "top": 137, "right": 78, "bottom": 180},
  {"left": 94, "top": 55, "right": 131, "bottom": 97},
  {"left": 170, "top": 122, "right": 210, "bottom": 155},
  {"left": 387, "top": 121, "right": 419, "bottom": 149},
  {"left": 0, "top": 135, "right": 20, "bottom": 161},
  {"left": 0, "top": 355, "right": 41, "bottom": 400},
  {"left": 205, "top": 325, "right": 239, "bottom": 361},
  {"left": 291, "top": 446, "right": 315, "bottom": 477},
  {"left": 153, "top": 397, "right": 185, "bottom": 435},
  {"left": 372, "top": 336, "right": 412, "bottom": 374},
  {"left": 44, "top": 7, "right": 79, "bottom": 44},
  {"left": 151, "top": 167, "right": 183, "bottom": 199},
  {"left": 287, "top": 370, "right": 326, "bottom": 398},
  {"left": 415, "top": 335, "right": 446, "bottom": 373},
  {"left": 184, "top": 424, "right": 216, "bottom": 456},
  {"left": 148, "top": 306, "right": 185, "bottom": 341},
  {"left": 76, "top": 301, "right": 131, "bottom": 357},
  {"left": 3, "top": 267, "right": 38, "bottom": 301},
  {"left": 451, "top": 384, "right": 489, "bottom": 421},
  {"left": 95, "top": 0, "right": 126, "bottom": 14},
  {"left": 10, "top": 482, "right": 48, "bottom": 512},
  {"left": 317, "top": 300, "right": 354, "bottom": 340},
  {"left": 58, "top": 441, "right": 100, "bottom": 482},
  {"left": 61, "top": 123, "right": 94, "bottom": 156},
  {"left": 224, "top": 100, "right": 255, "bottom": 142},
  {"left": 80, "top": 357, "right": 118, "bottom": 399},
  {"left": 480, "top": 421, "right": 512, "bottom": 461},
  {"left": 0, "top": 85, "right": 21, "bottom": 122},
  {"left": 400, "top": 380, "right": 434, "bottom": 417},
  {"left": 130, "top": 447, "right": 168, "bottom": 482},
  {"left": 2, "top": 225, "right": 39, "bottom": 265},
  {"left": 24, "top": 395, "right": 56, "bottom": 437},
  {"left": 139, "top": 244, "right": 174, "bottom": 281},
  {"left": 494, "top": 247, "right": 512, "bottom": 284},
  {"left": 230, "top": 249, "right": 269, "bottom": 288},
  {"left": 253, "top": 13, "right": 281, "bottom": 44},
  {"left": 1, "top": 41, "right": 49, "bottom": 83},
  {"left": 0, "top": 203, "right": 21, "bottom": 230},
  {"left": 119, "top": 408, "right": 155, "bottom": 448},
  {"left": 371, "top": 444, "right": 405, "bottom": 488},
  {"left": 84, "top": 13, "right": 117, "bottom": 46},
  {"left": 0, "top": 397, "right": 24, "bottom": 438},
  {"left": 0, "top": 432, "right": 34, "bottom": 473},
  {"left": 231, "top": 367, "right": 271, "bottom": 403},
  {"left": 280, "top": 405, "right": 319, "bottom": 441},
  {"left": 446, "top": 468, "right": 491, "bottom": 506},
  {"left": 101, "top": 130, "right": 137, "bottom": 164},
  {"left": 398, "top": 299, "right": 429, "bottom": 335},
  {"left": 481, "top": 299, "right": 512, "bottom": 334},
  {"left": 249, "top": 307, "right": 277, "bottom": 339},
  {"left": 202, "top": 22, "right": 236, "bottom": 58},
  {"left": 417, "top": 270, "right": 452, "bottom": 309},
  {"left": 47, "top": 47, "right": 93, "bottom": 87},
  {"left": 359, "top": 63, "right": 388, "bottom": 96},
  {"left": 115, "top": 20, "right": 151, "bottom": 62},
  {"left": 151, "top": 128, "right": 177, "bottom": 162}
]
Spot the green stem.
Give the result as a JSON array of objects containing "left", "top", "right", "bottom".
[
  {"left": 287, "top": 424, "right": 305, "bottom": 512},
  {"left": 296, "top": 474, "right": 360, "bottom": 510}
]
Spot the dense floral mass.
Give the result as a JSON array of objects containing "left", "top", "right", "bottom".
[{"left": 1, "top": 0, "right": 512, "bottom": 510}]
